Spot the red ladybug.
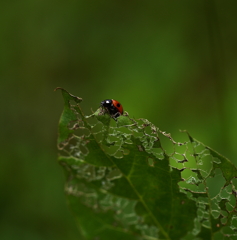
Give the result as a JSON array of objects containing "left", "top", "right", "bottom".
[{"left": 101, "top": 99, "right": 123, "bottom": 119}]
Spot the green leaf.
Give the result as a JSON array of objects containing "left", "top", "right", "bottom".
[{"left": 56, "top": 88, "right": 237, "bottom": 240}]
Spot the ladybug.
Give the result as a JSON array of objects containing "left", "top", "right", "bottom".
[{"left": 101, "top": 99, "right": 123, "bottom": 119}]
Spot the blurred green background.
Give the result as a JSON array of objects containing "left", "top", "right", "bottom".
[{"left": 1, "top": 1, "right": 237, "bottom": 239}]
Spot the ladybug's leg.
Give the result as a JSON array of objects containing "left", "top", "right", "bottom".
[{"left": 112, "top": 112, "right": 121, "bottom": 120}]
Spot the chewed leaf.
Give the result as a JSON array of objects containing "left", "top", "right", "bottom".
[
  {"left": 55, "top": 87, "right": 83, "bottom": 146},
  {"left": 56, "top": 88, "right": 237, "bottom": 240}
]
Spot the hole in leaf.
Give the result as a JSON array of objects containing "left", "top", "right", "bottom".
[
  {"left": 91, "top": 122, "right": 103, "bottom": 133},
  {"left": 147, "top": 157, "right": 154, "bottom": 167},
  {"left": 106, "top": 168, "right": 122, "bottom": 180},
  {"left": 181, "top": 169, "right": 199, "bottom": 183},
  {"left": 184, "top": 153, "right": 197, "bottom": 168},
  {"left": 212, "top": 210, "right": 220, "bottom": 219},
  {"left": 169, "top": 157, "right": 180, "bottom": 169},
  {"left": 93, "top": 131, "right": 103, "bottom": 142},
  {"left": 221, "top": 210, "right": 228, "bottom": 217},
  {"left": 196, "top": 154, "right": 213, "bottom": 178},
  {"left": 202, "top": 219, "right": 210, "bottom": 228},
  {"left": 206, "top": 169, "right": 225, "bottom": 198},
  {"left": 137, "top": 145, "right": 144, "bottom": 152},
  {"left": 74, "top": 127, "right": 90, "bottom": 137},
  {"left": 212, "top": 157, "right": 221, "bottom": 164},
  {"left": 178, "top": 181, "right": 199, "bottom": 192},
  {"left": 231, "top": 216, "right": 237, "bottom": 230},
  {"left": 114, "top": 150, "right": 123, "bottom": 158},
  {"left": 158, "top": 131, "right": 175, "bottom": 156},
  {"left": 103, "top": 144, "right": 120, "bottom": 156},
  {"left": 79, "top": 144, "right": 88, "bottom": 155},
  {"left": 226, "top": 194, "right": 235, "bottom": 212},
  {"left": 123, "top": 149, "right": 130, "bottom": 155}
]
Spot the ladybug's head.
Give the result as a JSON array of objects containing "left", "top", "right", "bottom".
[{"left": 101, "top": 99, "right": 112, "bottom": 108}]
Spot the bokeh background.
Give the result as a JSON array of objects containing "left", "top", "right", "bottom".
[{"left": 1, "top": 1, "right": 237, "bottom": 239}]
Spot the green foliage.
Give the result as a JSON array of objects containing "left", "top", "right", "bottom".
[{"left": 56, "top": 88, "right": 237, "bottom": 240}]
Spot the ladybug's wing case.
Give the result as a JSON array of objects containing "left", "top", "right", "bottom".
[{"left": 111, "top": 99, "right": 123, "bottom": 115}]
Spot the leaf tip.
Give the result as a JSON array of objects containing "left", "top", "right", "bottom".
[
  {"left": 54, "top": 87, "right": 63, "bottom": 91},
  {"left": 54, "top": 87, "right": 83, "bottom": 103}
]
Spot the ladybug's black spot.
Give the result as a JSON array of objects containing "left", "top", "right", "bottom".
[{"left": 116, "top": 103, "right": 120, "bottom": 107}]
